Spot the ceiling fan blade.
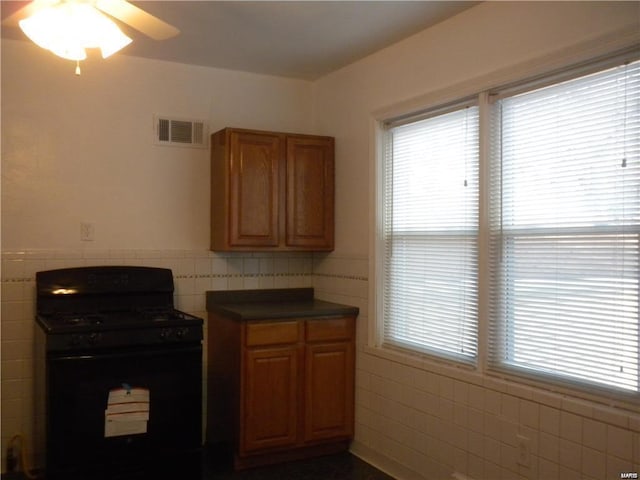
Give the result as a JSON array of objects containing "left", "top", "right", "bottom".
[
  {"left": 95, "top": 0, "right": 179, "bottom": 40},
  {"left": 2, "top": 0, "right": 59, "bottom": 27}
]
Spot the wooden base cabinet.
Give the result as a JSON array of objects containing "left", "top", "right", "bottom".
[
  {"left": 210, "top": 128, "right": 335, "bottom": 252},
  {"left": 206, "top": 315, "right": 355, "bottom": 469}
]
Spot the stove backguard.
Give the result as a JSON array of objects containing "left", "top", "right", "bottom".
[{"left": 36, "top": 266, "right": 174, "bottom": 316}]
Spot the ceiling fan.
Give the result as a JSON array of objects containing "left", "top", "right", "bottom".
[{"left": 3, "top": 0, "right": 179, "bottom": 73}]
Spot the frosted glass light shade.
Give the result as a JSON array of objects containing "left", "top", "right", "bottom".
[{"left": 19, "top": 2, "right": 132, "bottom": 61}]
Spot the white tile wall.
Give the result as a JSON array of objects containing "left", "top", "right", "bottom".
[
  {"left": 5, "top": 249, "right": 639, "bottom": 479},
  {"left": 0, "top": 248, "right": 314, "bottom": 472},
  {"left": 312, "top": 254, "right": 640, "bottom": 480}
]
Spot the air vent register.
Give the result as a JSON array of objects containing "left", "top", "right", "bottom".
[{"left": 154, "top": 115, "right": 207, "bottom": 148}]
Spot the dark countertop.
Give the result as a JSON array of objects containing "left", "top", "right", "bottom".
[{"left": 206, "top": 288, "right": 359, "bottom": 321}]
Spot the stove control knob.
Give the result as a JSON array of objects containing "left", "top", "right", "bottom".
[
  {"left": 88, "top": 333, "right": 100, "bottom": 345},
  {"left": 159, "top": 328, "right": 172, "bottom": 341},
  {"left": 176, "top": 328, "right": 187, "bottom": 339},
  {"left": 70, "top": 334, "right": 82, "bottom": 346}
]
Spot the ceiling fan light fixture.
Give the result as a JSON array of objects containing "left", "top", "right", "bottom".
[{"left": 19, "top": 1, "right": 132, "bottom": 62}]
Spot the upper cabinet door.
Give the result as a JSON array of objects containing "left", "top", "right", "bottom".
[
  {"left": 285, "top": 136, "right": 334, "bottom": 250},
  {"left": 228, "top": 131, "right": 281, "bottom": 247}
]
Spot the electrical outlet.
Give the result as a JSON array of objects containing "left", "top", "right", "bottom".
[
  {"left": 517, "top": 434, "right": 531, "bottom": 468},
  {"left": 6, "top": 445, "right": 16, "bottom": 472},
  {"left": 80, "top": 222, "right": 95, "bottom": 242}
]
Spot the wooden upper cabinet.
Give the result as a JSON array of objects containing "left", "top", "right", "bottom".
[{"left": 211, "top": 128, "right": 334, "bottom": 251}]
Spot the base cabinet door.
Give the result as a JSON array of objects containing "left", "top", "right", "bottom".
[
  {"left": 241, "top": 345, "right": 301, "bottom": 453},
  {"left": 304, "top": 341, "right": 354, "bottom": 443}
]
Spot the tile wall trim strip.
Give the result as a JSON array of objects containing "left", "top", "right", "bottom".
[{"left": 0, "top": 272, "right": 372, "bottom": 284}]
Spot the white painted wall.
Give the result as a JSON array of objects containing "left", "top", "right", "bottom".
[{"left": 2, "top": 39, "right": 313, "bottom": 251}]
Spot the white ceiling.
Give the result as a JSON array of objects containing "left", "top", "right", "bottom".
[{"left": 1, "top": 1, "right": 478, "bottom": 80}]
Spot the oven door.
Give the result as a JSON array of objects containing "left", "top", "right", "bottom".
[{"left": 45, "top": 344, "right": 202, "bottom": 480}]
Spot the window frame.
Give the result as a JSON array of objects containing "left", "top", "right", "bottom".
[
  {"left": 373, "top": 46, "right": 640, "bottom": 405},
  {"left": 486, "top": 57, "right": 640, "bottom": 397},
  {"left": 379, "top": 101, "right": 481, "bottom": 365}
]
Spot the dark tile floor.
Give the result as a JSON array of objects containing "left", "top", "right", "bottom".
[
  {"left": 0, "top": 452, "right": 394, "bottom": 480},
  {"left": 203, "top": 452, "right": 395, "bottom": 480}
]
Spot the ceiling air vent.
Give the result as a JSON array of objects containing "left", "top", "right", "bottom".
[{"left": 154, "top": 115, "right": 208, "bottom": 148}]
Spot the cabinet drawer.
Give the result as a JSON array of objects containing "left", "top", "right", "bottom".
[
  {"left": 306, "top": 317, "right": 353, "bottom": 342},
  {"left": 246, "top": 321, "right": 300, "bottom": 346}
]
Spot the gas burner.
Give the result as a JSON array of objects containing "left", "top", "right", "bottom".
[
  {"left": 59, "top": 313, "right": 105, "bottom": 326},
  {"left": 136, "top": 308, "right": 196, "bottom": 323},
  {"left": 135, "top": 308, "right": 174, "bottom": 322},
  {"left": 147, "top": 312, "right": 172, "bottom": 322}
]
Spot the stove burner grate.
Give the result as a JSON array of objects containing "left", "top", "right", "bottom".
[{"left": 57, "top": 313, "right": 106, "bottom": 326}]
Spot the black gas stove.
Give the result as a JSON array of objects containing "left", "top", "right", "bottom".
[{"left": 35, "top": 266, "right": 203, "bottom": 480}]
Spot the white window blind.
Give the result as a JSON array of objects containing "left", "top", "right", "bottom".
[
  {"left": 382, "top": 106, "right": 479, "bottom": 363},
  {"left": 488, "top": 60, "right": 640, "bottom": 393}
]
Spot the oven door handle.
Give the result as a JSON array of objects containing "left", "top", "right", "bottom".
[{"left": 48, "top": 345, "right": 202, "bottom": 362}]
